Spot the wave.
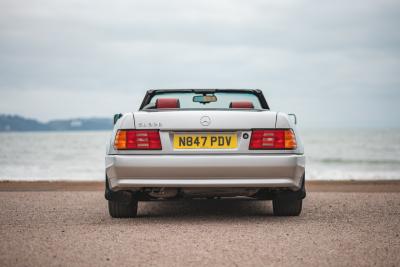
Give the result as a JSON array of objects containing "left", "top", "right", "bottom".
[{"left": 315, "top": 158, "right": 400, "bottom": 165}]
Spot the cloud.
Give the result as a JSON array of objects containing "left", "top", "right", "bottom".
[{"left": 0, "top": 0, "right": 399, "bottom": 126}]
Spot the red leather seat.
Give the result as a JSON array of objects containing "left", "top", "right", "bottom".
[
  {"left": 155, "top": 98, "right": 180, "bottom": 109},
  {"left": 229, "top": 101, "right": 254, "bottom": 109}
]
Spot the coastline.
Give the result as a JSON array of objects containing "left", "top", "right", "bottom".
[{"left": 1, "top": 180, "right": 400, "bottom": 192}]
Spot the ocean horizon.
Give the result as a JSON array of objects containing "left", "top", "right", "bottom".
[{"left": 0, "top": 128, "right": 399, "bottom": 181}]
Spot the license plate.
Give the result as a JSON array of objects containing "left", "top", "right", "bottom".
[{"left": 173, "top": 133, "right": 237, "bottom": 149}]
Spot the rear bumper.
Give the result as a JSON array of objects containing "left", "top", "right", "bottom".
[{"left": 106, "top": 154, "right": 305, "bottom": 191}]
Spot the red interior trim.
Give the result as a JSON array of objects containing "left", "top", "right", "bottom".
[
  {"left": 155, "top": 98, "right": 180, "bottom": 109},
  {"left": 229, "top": 101, "right": 254, "bottom": 109}
]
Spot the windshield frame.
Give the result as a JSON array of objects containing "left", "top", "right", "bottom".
[{"left": 139, "top": 89, "right": 270, "bottom": 110}]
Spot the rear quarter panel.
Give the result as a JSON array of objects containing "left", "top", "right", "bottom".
[{"left": 276, "top": 112, "right": 304, "bottom": 154}]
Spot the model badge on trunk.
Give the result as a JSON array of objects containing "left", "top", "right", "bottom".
[
  {"left": 200, "top": 116, "right": 211, "bottom": 126},
  {"left": 137, "top": 122, "right": 162, "bottom": 128}
]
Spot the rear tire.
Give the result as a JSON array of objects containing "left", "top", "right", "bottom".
[
  {"left": 273, "top": 173, "right": 305, "bottom": 216},
  {"left": 273, "top": 198, "right": 302, "bottom": 216},
  {"left": 108, "top": 199, "right": 138, "bottom": 218}
]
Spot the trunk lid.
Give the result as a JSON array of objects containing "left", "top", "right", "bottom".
[
  {"left": 134, "top": 110, "right": 277, "bottom": 130},
  {"left": 114, "top": 110, "right": 280, "bottom": 155}
]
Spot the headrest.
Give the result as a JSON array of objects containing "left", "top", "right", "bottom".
[
  {"left": 155, "top": 98, "right": 180, "bottom": 109},
  {"left": 229, "top": 101, "right": 254, "bottom": 109}
]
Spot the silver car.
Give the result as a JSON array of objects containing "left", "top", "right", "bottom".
[{"left": 105, "top": 89, "right": 306, "bottom": 217}]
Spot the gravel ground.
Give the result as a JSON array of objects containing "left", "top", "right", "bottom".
[{"left": 0, "top": 191, "right": 399, "bottom": 267}]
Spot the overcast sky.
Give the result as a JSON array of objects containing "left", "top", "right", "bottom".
[{"left": 0, "top": 0, "right": 399, "bottom": 128}]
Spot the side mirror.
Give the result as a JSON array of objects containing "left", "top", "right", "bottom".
[
  {"left": 288, "top": 113, "right": 297, "bottom": 125},
  {"left": 113, "top": 113, "right": 122, "bottom": 125}
]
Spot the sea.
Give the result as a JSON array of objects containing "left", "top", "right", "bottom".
[{"left": 0, "top": 129, "right": 399, "bottom": 181}]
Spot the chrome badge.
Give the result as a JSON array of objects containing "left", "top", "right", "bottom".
[{"left": 200, "top": 116, "right": 211, "bottom": 126}]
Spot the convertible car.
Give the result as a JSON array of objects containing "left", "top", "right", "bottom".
[{"left": 105, "top": 89, "right": 306, "bottom": 217}]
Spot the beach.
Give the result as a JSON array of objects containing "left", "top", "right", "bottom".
[
  {"left": 1, "top": 128, "right": 399, "bottom": 266},
  {"left": 0, "top": 181, "right": 399, "bottom": 267}
]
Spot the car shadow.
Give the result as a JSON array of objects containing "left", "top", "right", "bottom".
[{"left": 136, "top": 198, "right": 274, "bottom": 219}]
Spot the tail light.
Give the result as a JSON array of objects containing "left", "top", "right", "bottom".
[
  {"left": 249, "top": 129, "right": 297, "bottom": 150},
  {"left": 114, "top": 130, "right": 162, "bottom": 150}
]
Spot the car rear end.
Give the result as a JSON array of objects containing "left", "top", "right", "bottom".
[{"left": 105, "top": 89, "right": 306, "bottom": 217}]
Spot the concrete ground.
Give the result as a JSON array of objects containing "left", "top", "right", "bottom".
[{"left": 0, "top": 185, "right": 399, "bottom": 266}]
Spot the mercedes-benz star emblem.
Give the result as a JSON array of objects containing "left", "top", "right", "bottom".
[{"left": 200, "top": 116, "right": 211, "bottom": 126}]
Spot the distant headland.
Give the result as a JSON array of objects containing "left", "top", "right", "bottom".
[{"left": 0, "top": 114, "right": 113, "bottom": 132}]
